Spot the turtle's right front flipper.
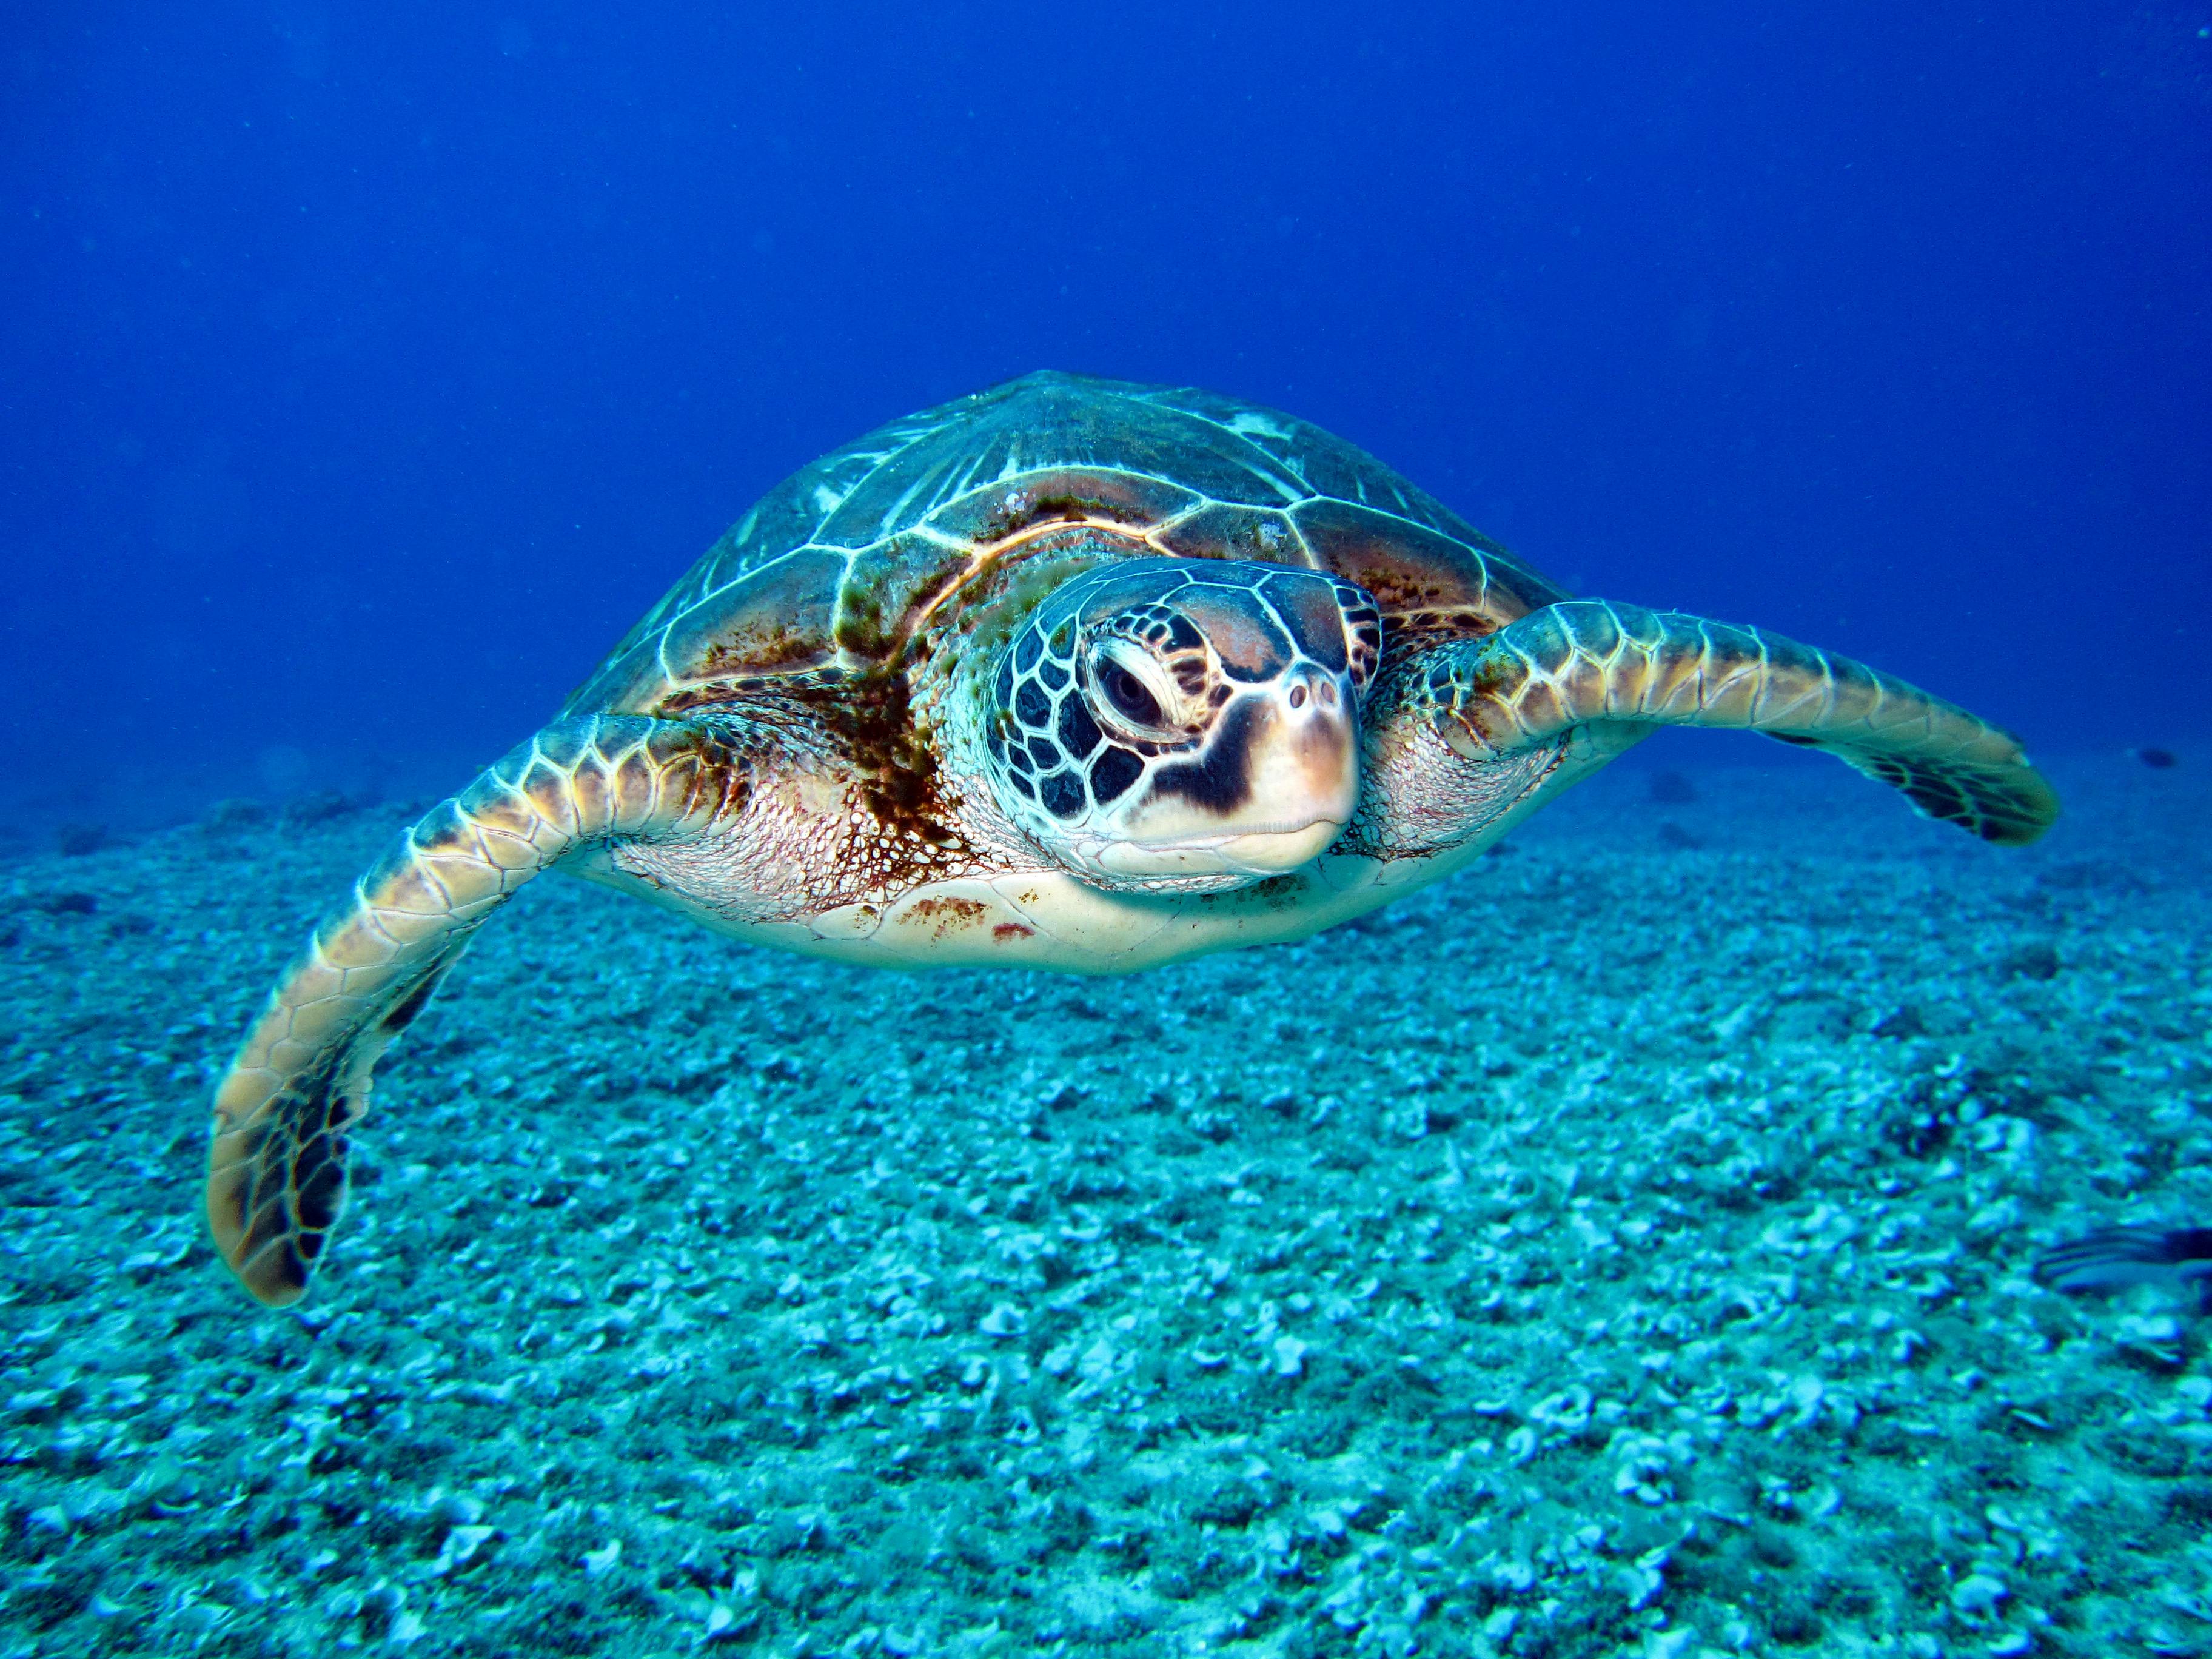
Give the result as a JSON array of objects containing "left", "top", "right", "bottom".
[{"left": 207, "top": 715, "right": 746, "bottom": 1306}]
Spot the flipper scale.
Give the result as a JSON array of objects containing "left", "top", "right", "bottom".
[{"left": 1418, "top": 599, "right": 2057, "bottom": 845}]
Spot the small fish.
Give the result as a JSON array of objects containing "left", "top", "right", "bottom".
[
  {"left": 2132, "top": 746, "right": 2179, "bottom": 770},
  {"left": 2034, "top": 1225, "right": 2212, "bottom": 1310}
]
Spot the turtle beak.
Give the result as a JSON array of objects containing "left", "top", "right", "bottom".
[
  {"left": 1219, "top": 666, "right": 1359, "bottom": 870},
  {"left": 1103, "top": 665, "right": 1359, "bottom": 878}
]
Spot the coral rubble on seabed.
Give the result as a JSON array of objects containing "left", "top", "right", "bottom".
[{"left": 0, "top": 756, "right": 2207, "bottom": 1658}]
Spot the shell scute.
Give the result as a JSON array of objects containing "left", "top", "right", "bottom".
[
  {"left": 571, "top": 371, "right": 1564, "bottom": 713},
  {"left": 953, "top": 377, "right": 1309, "bottom": 506},
  {"left": 814, "top": 449, "right": 964, "bottom": 551},
  {"left": 1151, "top": 502, "right": 1311, "bottom": 566},
  {"left": 706, "top": 471, "right": 849, "bottom": 595},
  {"left": 1135, "top": 384, "right": 1449, "bottom": 528},
  {"left": 572, "top": 548, "right": 847, "bottom": 714},
  {"left": 831, "top": 531, "right": 976, "bottom": 660},
  {"left": 1290, "top": 498, "right": 1565, "bottom": 629},
  {"left": 679, "top": 548, "right": 845, "bottom": 675},
  {"left": 923, "top": 466, "right": 1202, "bottom": 547}
]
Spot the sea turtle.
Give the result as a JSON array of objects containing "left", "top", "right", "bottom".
[{"left": 208, "top": 370, "right": 2059, "bottom": 1304}]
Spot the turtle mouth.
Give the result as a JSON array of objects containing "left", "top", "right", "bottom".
[{"left": 1084, "top": 815, "right": 1349, "bottom": 880}]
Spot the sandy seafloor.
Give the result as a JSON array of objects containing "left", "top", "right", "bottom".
[{"left": 1, "top": 752, "right": 2208, "bottom": 1659}]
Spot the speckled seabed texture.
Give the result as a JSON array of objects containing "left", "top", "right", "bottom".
[{"left": 1, "top": 754, "right": 2207, "bottom": 1659}]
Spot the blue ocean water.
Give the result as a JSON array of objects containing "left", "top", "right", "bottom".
[
  {"left": 3, "top": 2, "right": 2207, "bottom": 830},
  {"left": 4, "top": 8, "right": 2212, "bottom": 1658}
]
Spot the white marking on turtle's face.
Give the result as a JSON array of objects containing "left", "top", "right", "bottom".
[{"left": 980, "top": 558, "right": 1379, "bottom": 893}]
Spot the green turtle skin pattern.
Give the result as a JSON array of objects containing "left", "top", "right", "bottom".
[
  {"left": 206, "top": 371, "right": 2060, "bottom": 1305},
  {"left": 208, "top": 715, "right": 742, "bottom": 1305},
  {"left": 1415, "top": 600, "right": 2060, "bottom": 846}
]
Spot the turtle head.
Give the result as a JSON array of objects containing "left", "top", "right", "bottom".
[{"left": 979, "top": 558, "right": 1381, "bottom": 891}]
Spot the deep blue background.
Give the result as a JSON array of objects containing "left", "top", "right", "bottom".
[{"left": 4, "top": 2, "right": 2208, "bottom": 829}]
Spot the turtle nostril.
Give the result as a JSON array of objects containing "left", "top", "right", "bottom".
[
  {"left": 1288, "top": 685, "right": 1308, "bottom": 710},
  {"left": 1319, "top": 680, "right": 1338, "bottom": 708}
]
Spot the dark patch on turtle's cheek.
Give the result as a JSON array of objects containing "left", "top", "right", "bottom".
[
  {"left": 1150, "top": 698, "right": 1264, "bottom": 816},
  {"left": 1056, "top": 692, "right": 1103, "bottom": 761},
  {"left": 1039, "top": 770, "right": 1086, "bottom": 819},
  {"left": 1090, "top": 746, "right": 1143, "bottom": 806}
]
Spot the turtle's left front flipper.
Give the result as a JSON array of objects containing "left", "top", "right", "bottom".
[
  {"left": 1409, "top": 600, "right": 2058, "bottom": 844},
  {"left": 208, "top": 715, "right": 745, "bottom": 1306}
]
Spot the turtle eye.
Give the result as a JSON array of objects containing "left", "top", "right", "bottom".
[
  {"left": 1101, "top": 662, "right": 1163, "bottom": 728},
  {"left": 1087, "top": 641, "right": 1181, "bottom": 735}
]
